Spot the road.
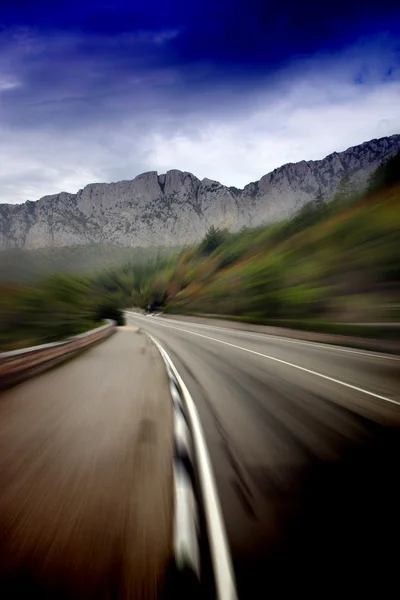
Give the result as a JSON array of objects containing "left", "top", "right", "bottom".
[
  {"left": 0, "top": 327, "right": 173, "bottom": 599},
  {"left": 126, "top": 312, "right": 400, "bottom": 598}
]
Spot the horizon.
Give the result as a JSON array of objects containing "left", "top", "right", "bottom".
[
  {"left": 1, "top": 0, "right": 400, "bottom": 204},
  {"left": 2, "top": 132, "right": 400, "bottom": 206}
]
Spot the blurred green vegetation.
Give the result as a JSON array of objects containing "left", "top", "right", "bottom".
[
  {"left": 0, "top": 276, "right": 119, "bottom": 350},
  {"left": 1, "top": 153, "right": 399, "bottom": 350},
  {"left": 0, "top": 257, "right": 174, "bottom": 350},
  {"left": 0, "top": 244, "right": 177, "bottom": 284}
]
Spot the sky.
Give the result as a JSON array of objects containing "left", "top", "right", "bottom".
[{"left": 1, "top": 1, "right": 400, "bottom": 204}]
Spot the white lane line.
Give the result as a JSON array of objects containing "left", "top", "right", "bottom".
[
  {"left": 147, "top": 315, "right": 400, "bottom": 361},
  {"left": 127, "top": 313, "right": 400, "bottom": 406},
  {"left": 148, "top": 334, "right": 238, "bottom": 600}
]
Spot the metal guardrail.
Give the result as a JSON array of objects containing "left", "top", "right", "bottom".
[{"left": 0, "top": 320, "right": 116, "bottom": 389}]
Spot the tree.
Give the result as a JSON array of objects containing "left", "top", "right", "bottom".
[
  {"left": 366, "top": 151, "right": 400, "bottom": 195},
  {"left": 333, "top": 175, "right": 354, "bottom": 202},
  {"left": 314, "top": 187, "right": 324, "bottom": 206},
  {"left": 199, "top": 225, "right": 229, "bottom": 256}
]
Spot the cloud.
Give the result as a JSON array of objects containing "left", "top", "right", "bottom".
[
  {"left": 0, "top": 29, "right": 399, "bottom": 203},
  {"left": 145, "top": 77, "right": 400, "bottom": 187},
  {"left": 0, "top": 76, "right": 20, "bottom": 91}
]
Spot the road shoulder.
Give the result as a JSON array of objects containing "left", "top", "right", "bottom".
[{"left": 0, "top": 327, "right": 173, "bottom": 598}]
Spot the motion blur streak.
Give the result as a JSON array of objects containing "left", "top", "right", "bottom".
[
  {"left": 127, "top": 312, "right": 400, "bottom": 599},
  {"left": 0, "top": 328, "right": 173, "bottom": 599}
]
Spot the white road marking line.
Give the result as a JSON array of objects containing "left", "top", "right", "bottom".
[
  {"left": 173, "top": 465, "right": 200, "bottom": 577},
  {"left": 148, "top": 333, "right": 238, "bottom": 600},
  {"left": 127, "top": 313, "right": 400, "bottom": 406},
  {"left": 146, "top": 315, "right": 400, "bottom": 361}
]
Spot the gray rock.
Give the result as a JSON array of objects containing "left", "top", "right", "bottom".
[{"left": 1, "top": 134, "right": 399, "bottom": 250}]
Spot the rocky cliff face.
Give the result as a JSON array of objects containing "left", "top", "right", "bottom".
[{"left": 1, "top": 134, "right": 399, "bottom": 250}]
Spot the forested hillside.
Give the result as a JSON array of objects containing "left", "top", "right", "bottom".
[{"left": 135, "top": 153, "right": 400, "bottom": 330}]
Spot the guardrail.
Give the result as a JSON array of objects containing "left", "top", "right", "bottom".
[{"left": 0, "top": 320, "right": 116, "bottom": 390}]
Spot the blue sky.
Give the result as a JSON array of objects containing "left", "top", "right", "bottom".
[{"left": 1, "top": 0, "right": 400, "bottom": 203}]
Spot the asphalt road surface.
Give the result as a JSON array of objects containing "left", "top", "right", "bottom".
[
  {"left": 0, "top": 327, "right": 173, "bottom": 599},
  {"left": 127, "top": 312, "right": 400, "bottom": 599}
]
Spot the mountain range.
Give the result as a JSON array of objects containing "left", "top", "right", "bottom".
[{"left": 1, "top": 134, "right": 399, "bottom": 251}]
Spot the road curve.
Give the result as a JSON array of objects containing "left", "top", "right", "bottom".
[{"left": 127, "top": 312, "right": 400, "bottom": 599}]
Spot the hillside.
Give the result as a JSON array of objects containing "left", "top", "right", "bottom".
[
  {"left": 158, "top": 187, "right": 400, "bottom": 327},
  {"left": 1, "top": 134, "right": 399, "bottom": 251},
  {"left": 0, "top": 244, "right": 177, "bottom": 283},
  {"left": 133, "top": 157, "right": 400, "bottom": 330}
]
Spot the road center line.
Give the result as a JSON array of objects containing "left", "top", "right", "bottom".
[
  {"left": 127, "top": 313, "right": 400, "bottom": 406},
  {"left": 151, "top": 316, "right": 400, "bottom": 361}
]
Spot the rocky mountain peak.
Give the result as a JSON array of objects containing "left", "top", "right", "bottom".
[{"left": 1, "top": 134, "right": 399, "bottom": 250}]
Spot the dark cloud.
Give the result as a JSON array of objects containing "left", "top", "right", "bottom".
[{"left": 2, "top": 1, "right": 400, "bottom": 65}]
